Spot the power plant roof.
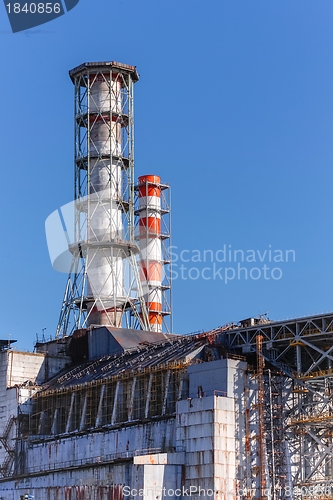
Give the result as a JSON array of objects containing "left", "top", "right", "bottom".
[{"left": 41, "top": 329, "right": 210, "bottom": 392}]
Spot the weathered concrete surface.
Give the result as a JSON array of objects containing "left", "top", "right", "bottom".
[
  {"left": 0, "top": 358, "right": 248, "bottom": 500},
  {"left": 0, "top": 350, "right": 70, "bottom": 474}
]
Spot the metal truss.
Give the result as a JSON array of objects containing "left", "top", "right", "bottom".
[
  {"left": 217, "top": 313, "right": 333, "bottom": 499},
  {"left": 56, "top": 63, "right": 149, "bottom": 337},
  {"left": 134, "top": 180, "right": 172, "bottom": 333},
  {"left": 264, "top": 371, "right": 294, "bottom": 500}
]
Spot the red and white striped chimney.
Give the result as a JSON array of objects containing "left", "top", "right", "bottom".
[{"left": 138, "top": 175, "right": 163, "bottom": 332}]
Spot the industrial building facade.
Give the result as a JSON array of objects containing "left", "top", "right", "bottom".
[
  {"left": 0, "top": 326, "right": 245, "bottom": 499},
  {"left": 1, "top": 313, "right": 333, "bottom": 499}
]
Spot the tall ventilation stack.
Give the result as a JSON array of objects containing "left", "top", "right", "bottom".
[
  {"left": 136, "top": 175, "right": 172, "bottom": 333},
  {"left": 56, "top": 62, "right": 153, "bottom": 336},
  {"left": 85, "top": 64, "right": 124, "bottom": 327}
]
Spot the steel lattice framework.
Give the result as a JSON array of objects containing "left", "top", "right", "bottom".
[
  {"left": 56, "top": 62, "right": 150, "bottom": 337},
  {"left": 217, "top": 313, "right": 333, "bottom": 500},
  {"left": 134, "top": 178, "right": 172, "bottom": 333}
]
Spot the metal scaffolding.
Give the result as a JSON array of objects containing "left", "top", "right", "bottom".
[
  {"left": 218, "top": 312, "right": 333, "bottom": 499},
  {"left": 56, "top": 62, "right": 150, "bottom": 337},
  {"left": 264, "top": 371, "right": 293, "bottom": 500},
  {"left": 28, "top": 362, "right": 188, "bottom": 438},
  {"left": 134, "top": 177, "right": 172, "bottom": 333},
  {"left": 256, "top": 335, "right": 267, "bottom": 500}
]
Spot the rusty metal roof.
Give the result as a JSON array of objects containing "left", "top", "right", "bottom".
[{"left": 43, "top": 333, "right": 207, "bottom": 391}]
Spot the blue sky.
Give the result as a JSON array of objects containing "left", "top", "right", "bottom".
[{"left": 0, "top": 0, "right": 333, "bottom": 349}]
